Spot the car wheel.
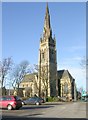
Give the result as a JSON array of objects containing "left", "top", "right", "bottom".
[
  {"left": 36, "top": 102, "right": 39, "bottom": 105},
  {"left": 7, "top": 104, "right": 13, "bottom": 110},
  {"left": 22, "top": 101, "right": 24, "bottom": 105}
]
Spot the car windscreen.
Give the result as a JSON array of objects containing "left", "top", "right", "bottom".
[{"left": 14, "top": 96, "right": 21, "bottom": 101}]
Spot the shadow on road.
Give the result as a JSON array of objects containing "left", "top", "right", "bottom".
[
  {"left": 1, "top": 105, "right": 54, "bottom": 111},
  {"left": 2, "top": 116, "right": 87, "bottom": 120},
  {"left": 43, "top": 102, "right": 65, "bottom": 105},
  {"left": 21, "top": 105, "right": 54, "bottom": 110}
]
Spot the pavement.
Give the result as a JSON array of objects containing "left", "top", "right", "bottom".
[{"left": 1, "top": 101, "right": 88, "bottom": 120}]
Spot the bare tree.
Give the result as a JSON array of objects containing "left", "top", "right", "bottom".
[
  {"left": 25, "top": 87, "right": 32, "bottom": 97},
  {"left": 11, "top": 60, "right": 29, "bottom": 94},
  {"left": 33, "top": 64, "right": 58, "bottom": 98},
  {"left": 33, "top": 64, "right": 49, "bottom": 97},
  {"left": 0, "top": 57, "right": 13, "bottom": 88},
  {"left": 34, "top": 64, "right": 38, "bottom": 71},
  {"left": 40, "top": 65, "right": 49, "bottom": 97}
]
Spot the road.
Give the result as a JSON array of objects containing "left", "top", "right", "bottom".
[{"left": 0, "top": 101, "right": 88, "bottom": 120}]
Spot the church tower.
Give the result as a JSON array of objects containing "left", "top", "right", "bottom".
[{"left": 38, "top": 3, "right": 58, "bottom": 97}]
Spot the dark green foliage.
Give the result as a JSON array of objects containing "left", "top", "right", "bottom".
[{"left": 46, "top": 97, "right": 59, "bottom": 102}]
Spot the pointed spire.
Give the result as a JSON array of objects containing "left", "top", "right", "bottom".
[
  {"left": 46, "top": 3, "right": 49, "bottom": 14},
  {"left": 43, "top": 3, "right": 52, "bottom": 38},
  {"left": 44, "top": 2, "right": 50, "bottom": 29}
]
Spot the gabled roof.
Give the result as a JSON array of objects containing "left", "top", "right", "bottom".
[
  {"left": 57, "top": 70, "right": 65, "bottom": 79},
  {"left": 57, "top": 70, "right": 75, "bottom": 82},
  {"left": 21, "top": 72, "right": 38, "bottom": 83}
]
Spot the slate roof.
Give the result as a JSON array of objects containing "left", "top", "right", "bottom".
[
  {"left": 57, "top": 70, "right": 75, "bottom": 82},
  {"left": 21, "top": 72, "right": 38, "bottom": 83},
  {"left": 21, "top": 70, "right": 75, "bottom": 83},
  {"left": 57, "top": 70, "right": 65, "bottom": 79}
]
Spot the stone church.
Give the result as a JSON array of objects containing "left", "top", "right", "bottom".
[{"left": 20, "top": 4, "right": 76, "bottom": 101}]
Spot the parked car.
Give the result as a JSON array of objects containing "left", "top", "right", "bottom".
[
  {"left": 23, "top": 97, "right": 44, "bottom": 105},
  {"left": 0, "top": 96, "right": 22, "bottom": 110},
  {"left": 40, "top": 97, "right": 45, "bottom": 103}
]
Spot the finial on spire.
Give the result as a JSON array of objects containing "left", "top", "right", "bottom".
[
  {"left": 46, "top": 2, "right": 49, "bottom": 14},
  {"left": 44, "top": 3, "right": 50, "bottom": 29}
]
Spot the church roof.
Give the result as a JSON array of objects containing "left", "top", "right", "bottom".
[
  {"left": 57, "top": 70, "right": 75, "bottom": 82},
  {"left": 57, "top": 70, "right": 65, "bottom": 79},
  {"left": 21, "top": 72, "right": 38, "bottom": 83}
]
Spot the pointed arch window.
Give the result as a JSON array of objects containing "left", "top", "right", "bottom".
[
  {"left": 64, "top": 83, "right": 68, "bottom": 94},
  {"left": 42, "top": 53, "right": 44, "bottom": 59},
  {"left": 41, "top": 52, "right": 45, "bottom": 63}
]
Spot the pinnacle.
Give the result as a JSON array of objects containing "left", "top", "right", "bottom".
[{"left": 46, "top": 2, "right": 49, "bottom": 14}]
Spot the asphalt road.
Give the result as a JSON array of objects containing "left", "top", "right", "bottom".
[{"left": 0, "top": 101, "right": 88, "bottom": 120}]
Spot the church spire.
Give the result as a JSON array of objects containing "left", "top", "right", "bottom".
[
  {"left": 46, "top": 3, "right": 49, "bottom": 16},
  {"left": 43, "top": 3, "right": 52, "bottom": 38}
]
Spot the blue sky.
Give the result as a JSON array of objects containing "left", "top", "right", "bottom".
[{"left": 2, "top": 2, "right": 86, "bottom": 90}]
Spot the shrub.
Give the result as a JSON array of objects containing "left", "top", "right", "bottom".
[
  {"left": 21, "top": 96, "right": 29, "bottom": 100},
  {"left": 46, "top": 97, "right": 59, "bottom": 102},
  {"left": 53, "top": 97, "right": 59, "bottom": 102}
]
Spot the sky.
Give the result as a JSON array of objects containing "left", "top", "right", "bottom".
[{"left": 2, "top": 2, "right": 86, "bottom": 90}]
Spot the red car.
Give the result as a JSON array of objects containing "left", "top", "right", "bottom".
[{"left": 0, "top": 96, "right": 22, "bottom": 110}]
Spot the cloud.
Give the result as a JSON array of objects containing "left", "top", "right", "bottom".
[
  {"left": 62, "top": 45, "right": 86, "bottom": 53},
  {"left": 72, "top": 57, "right": 83, "bottom": 61},
  {"left": 64, "top": 56, "right": 82, "bottom": 62},
  {"left": 57, "top": 56, "right": 83, "bottom": 68},
  {"left": 58, "top": 40, "right": 86, "bottom": 89},
  {"left": 71, "top": 46, "right": 85, "bottom": 51}
]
